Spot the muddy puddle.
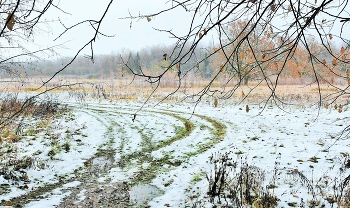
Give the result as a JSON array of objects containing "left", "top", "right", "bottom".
[
  {"left": 59, "top": 153, "right": 163, "bottom": 207},
  {"left": 129, "top": 184, "right": 163, "bottom": 206},
  {"left": 90, "top": 154, "right": 163, "bottom": 206},
  {"left": 85, "top": 153, "right": 115, "bottom": 177},
  {"left": 1, "top": 147, "right": 163, "bottom": 207}
]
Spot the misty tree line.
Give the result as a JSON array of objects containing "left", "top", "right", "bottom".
[
  {"left": 1, "top": 44, "right": 214, "bottom": 80},
  {"left": 0, "top": 0, "right": 348, "bottom": 94}
]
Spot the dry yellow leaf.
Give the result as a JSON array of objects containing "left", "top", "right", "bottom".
[
  {"left": 5, "top": 202, "right": 13, "bottom": 206},
  {"left": 6, "top": 13, "right": 15, "bottom": 31},
  {"left": 325, "top": 102, "right": 329, "bottom": 109},
  {"left": 322, "top": 59, "right": 326, "bottom": 65},
  {"left": 241, "top": 91, "right": 245, "bottom": 97},
  {"left": 239, "top": 52, "right": 246, "bottom": 59},
  {"left": 176, "top": 63, "right": 180, "bottom": 69},
  {"left": 214, "top": 98, "right": 218, "bottom": 107},
  {"left": 340, "top": 46, "right": 345, "bottom": 53},
  {"left": 338, "top": 104, "right": 343, "bottom": 113},
  {"left": 245, "top": 105, "right": 250, "bottom": 113},
  {"left": 199, "top": 32, "right": 203, "bottom": 38},
  {"left": 348, "top": 78, "right": 350, "bottom": 85},
  {"left": 196, "top": 63, "right": 199, "bottom": 69},
  {"left": 332, "top": 58, "right": 337, "bottom": 66},
  {"left": 262, "top": 54, "right": 266, "bottom": 59},
  {"left": 329, "top": 34, "right": 333, "bottom": 40},
  {"left": 219, "top": 64, "right": 225, "bottom": 72},
  {"left": 341, "top": 55, "right": 346, "bottom": 60},
  {"left": 271, "top": 4, "right": 276, "bottom": 12},
  {"left": 346, "top": 69, "right": 350, "bottom": 76},
  {"left": 267, "top": 33, "right": 271, "bottom": 38},
  {"left": 146, "top": 17, "right": 151, "bottom": 22}
]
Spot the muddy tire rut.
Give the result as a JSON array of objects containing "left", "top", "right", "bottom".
[{"left": 0, "top": 103, "right": 227, "bottom": 207}]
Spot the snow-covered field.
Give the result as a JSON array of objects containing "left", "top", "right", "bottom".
[{"left": 1, "top": 96, "right": 350, "bottom": 207}]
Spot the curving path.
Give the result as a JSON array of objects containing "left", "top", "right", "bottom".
[{"left": 0, "top": 102, "right": 227, "bottom": 207}]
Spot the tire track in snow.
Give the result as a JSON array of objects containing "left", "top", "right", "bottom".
[
  {"left": 0, "top": 109, "right": 115, "bottom": 207},
  {"left": 59, "top": 104, "right": 227, "bottom": 206},
  {"left": 71, "top": 104, "right": 228, "bottom": 186},
  {"left": 1, "top": 102, "right": 228, "bottom": 207},
  {"left": 53, "top": 104, "right": 197, "bottom": 206}
]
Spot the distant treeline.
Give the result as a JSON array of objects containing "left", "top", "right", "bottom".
[{"left": 5, "top": 44, "right": 214, "bottom": 80}]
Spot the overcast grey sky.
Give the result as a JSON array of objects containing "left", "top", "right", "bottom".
[
  {"left": 36, "top": 0, "right": 348, "bottom": 57},
  {"left": 39, "top": 0, "right": 205, "bottom": 56}
]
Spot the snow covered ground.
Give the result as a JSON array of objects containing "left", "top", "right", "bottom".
[{"left": 0, "top": 96, "right": 349, "bottom": 207}]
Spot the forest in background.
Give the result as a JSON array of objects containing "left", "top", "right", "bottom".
[{"left": 3, "top": 20, "right": 349, "bottom": 88}]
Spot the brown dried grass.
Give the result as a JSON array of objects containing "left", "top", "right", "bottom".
[{"left": 2, "top": 76, "right": 349, "bottom": 104}]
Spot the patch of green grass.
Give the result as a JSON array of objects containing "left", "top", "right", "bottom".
[
  {"left": 190, "top": 171, "right": 205, "bottom": 184},
  {"left": 185, "top": 120, "right": 193, "bottom": 132},
  {"left": 153, "top": 113, "right": 195, "bottom": 150},
  {"left": 185, "top": 151, "right": 198, "bottom": 157},
  {"left": 163, "top": 178, "right": 174, "bottom": 187},
  {"left": 0, "top": 184, "right": 11, "bottom": 195},
  {"left": 267, "top": 184, "right": 278, "bottom": 189},
  {"left": 235, "top": 150, "right": 244, "bottom": 155},
  {"left": 23, "top": 127, "right": 38, "bottom": 136},
  {"left": 199, "top": 124, "right": 207, "bottom": 130},
  {"left": 33, "top": 150, "right": 43, "bottom": 156},
  {"left": 120, "top": 112, "right": 194, "bottom": 185},
  {"left": 308, "top": 156, "right": 320, "bottom": 163},
  {"left": 94, "top": 110, "right": 223, "bottom": 193},
  {"left": 62, "top": 142, "right": 70, "bottom": 153},
  {"left": 251, "top": 136, "right": 260, "bottom": 141},
  {"left": 183, "top": 116, "right": 227, "bottom": 159},
  {"left": 48, "top": 147, "right": 59, "bottom": 157}
]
